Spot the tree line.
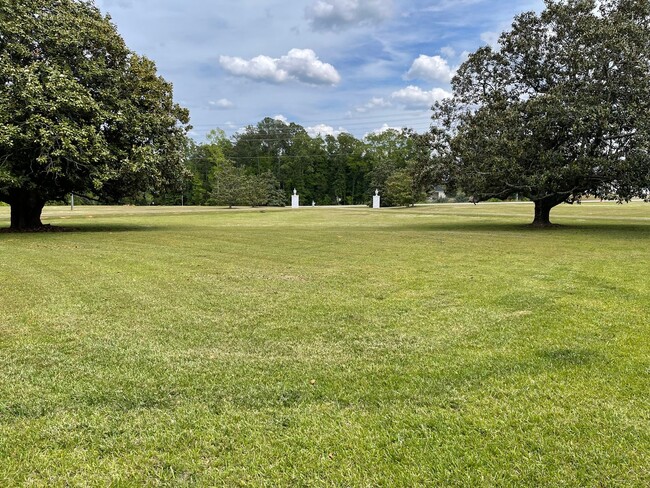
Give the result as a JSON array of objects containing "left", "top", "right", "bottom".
[{"left": 176, "top": 121, "right": 434, "bottom": 208}]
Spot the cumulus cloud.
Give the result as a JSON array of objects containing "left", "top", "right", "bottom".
[
  {"left": 220, "top": 49, "right": 340, "bottom": 86},
  {"left": 355, "top": 97, "right": 391, "bottom": 113},
  {"left": 365, "top": 124, "right": 403, "bottom": 137},
  {"left": 406, "top": 55, "right": 455, "bottom": 83},
  {"left": 273, "top": 114, "right": 289, "bottom": 124},
  {"left": 219, "top": 54, "right": 287, "bottom": 83},
  {"left": 306, "top": 124, "right": 346, "bottom": 137},
  {"left": 306, "top": 0, "right": 393, "bottom": 31},
  {"left": 391, "top": 85, "right": 452, "bottom": 109},
  {"left": 208, "top": 98, "right": 235, "bottom": 110}
]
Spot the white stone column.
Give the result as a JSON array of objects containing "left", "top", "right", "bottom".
[
  {"left": 291, "top": 189, "right": 300, "bottom": 208},
  {"left": 372, "top": 189, "right": 381, "bottom": 209}
]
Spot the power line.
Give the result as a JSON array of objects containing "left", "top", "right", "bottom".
[
  {"left": 187, "top": 110, "right": 434, "bottom": 129},
  {"left": 188, "top": 125, "right": 433, "bottom": 140}
]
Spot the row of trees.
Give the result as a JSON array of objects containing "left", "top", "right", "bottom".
[{"left": 180, "top": 122, "right": 430, "bottom": 208}]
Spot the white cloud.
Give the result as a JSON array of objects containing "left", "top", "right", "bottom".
[
  {"left": 307, "top": 0, "right": 393, "bottom": 31},
  {"left": 278, "top": 49, "right": 341, "bottom": 85},
  {"left": 306, "top": 124, "right": 346, "bottom": 137},
  {"left": 220, "top": 49, "right": 340, "bottom": 86},
  {"left": 219, "top": 54, "right": 288, "bottom": 83},
  {"left": 406, "top": 55, "right": 455, "bottom": 83},
  {"left": 365, "top": 123, "right": 402, "bottom": 137},
  {"left": 480, "top": 31, "right": 500, "bottom": 48},
  {"left": 355, "top": 97, "right": 391, "bottom": 113},
  {"left": 440, "top": 46, "right": 456, "bottom": 59},
  {"left": 273, "top": 114, "right": 289, "bottom": 124},
  {"left": 209, "top": 98, "right": 235, "bottom": 110},
  {"left": 391, "top": 85, "right": 452, "bottom": 109}
]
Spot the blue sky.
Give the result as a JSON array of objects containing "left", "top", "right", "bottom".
[{"left": 95, "top": 0, "right": 544, "bottom": 140}]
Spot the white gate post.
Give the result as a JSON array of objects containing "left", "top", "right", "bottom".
[{"left": 372, "top": 189, "right": 380, "bottom": 209}]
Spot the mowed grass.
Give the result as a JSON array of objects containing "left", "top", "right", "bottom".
[{"left": 0, "top": 202, "right": 648, "bottom": 486}]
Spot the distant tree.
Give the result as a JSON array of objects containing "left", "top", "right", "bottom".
[
  {"left": 231, "top": 117, "right": 306, "bottom": 177},
  {"left": 185, "top": 130, "right": 232, "bottom": 204},
  {"left": 245, "top": 174, "right": 267, "bottom": 208},
  {"left": 426, "top": 0, "right": 650, "bottom": 226},
  {"left": 278, "top": 130, "right": 318, "bottom": 202},
  {"left": 209, "top": 162, "right": 247, "bottom": 208},
  {"left": 246, "top": 171, "right": 285, "bottom": 207},
  {"left": 324, "top": 133, "right": 368, "bottom": 204},
  {"left": 0, "top": 0, "right": 190, "bottom": 230},
  {"left": 385, "top": 169, "right": 423, "bottom": 207},
  {"left": 365, "top": 129, "right": 428, "bottom": 206}
]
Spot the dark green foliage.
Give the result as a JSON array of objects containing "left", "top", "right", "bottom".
[
  {"left": 385, "top": 169, "right": 423, "bottom": 207},
  {"left": 208, "top": 162, "right": 285, "bottom": 208},
  {"left": 208, "top": 162, "right": 247, "bottom": 208},
  {"left": 183, "top": 119, "right": 433, "bottom": 208},
  {"left": 367, "top": 129, "right": 429, "bottom": 206},
  {"left": 186, "top": 119, "right": 424, "bottom": 207},
  {"left": 183, "top": 130, "right": 232, "bottom": 204},
  {"left": 424, "top": 0, "right": 650, "bottom": 226},
  {"left": 244, "top": 171, "right": 285, "bottom": 207},
  {"left": 0, "top": 0, "right": 190, "bottom": 229}
]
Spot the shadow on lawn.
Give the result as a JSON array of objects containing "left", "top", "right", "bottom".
[
  {"left": 0, "top": 223, "right": 168, "bottom": 234},
  {"left": 65, "top": 223, "right": 169, "bottom": 233},
  {"left": 396, "top": 220, "right": 650, "bottom": 236}
]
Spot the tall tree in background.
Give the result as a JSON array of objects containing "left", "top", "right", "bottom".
[
  {"left": 325, "top": 133, "right": 369, "bottom": 205},
  {"left": 185, "top": 129, "right": 232, "bottom": 204},
  {"left": 0, "top": 0, "right": 190, "bottom": 230},
  {"left": 425, "top": 0, "right": 650, "bottom": 226},
  {"left": 231, "top": 118, "right": 305, "bottom": 178},
  {"left": 366, "top": 129, "right": 425, "bottom": 207},
  {"left": 208, "top": 161, "right": 246, "bottom": 208},
  {"left": 385, "top": 169, "right": 423, "bottom": 207}
]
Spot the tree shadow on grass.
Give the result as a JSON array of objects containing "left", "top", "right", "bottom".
[
  {"left": 395, "top": 220, "right": 650, "bottom": 236},
  {"left": 0, "top": 223, "right": 168, "bottom": 234},
  {"left": 64, "top": 223, "right": 170, "bottom": 234}
]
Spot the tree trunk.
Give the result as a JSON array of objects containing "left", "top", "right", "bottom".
[
  {"left": 9, "top": 191, "right": 46, "bottom": 231},
  {"left": 532, "top": 197, "right": 562, "bottom": 227}
]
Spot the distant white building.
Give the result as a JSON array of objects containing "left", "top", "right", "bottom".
[{"left": 429, "top": 186, "right": 446, "bottom": 201}]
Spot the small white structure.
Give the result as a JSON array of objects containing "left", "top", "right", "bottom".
[
  {"left": 372, "top": 189, "right": 381, "bottom": 209},
  {"left": 311, "top": 200, "right": 315, "bottom": 207},
  {"left": 291, "top": 189, "right": 300, "bottom": 208}
]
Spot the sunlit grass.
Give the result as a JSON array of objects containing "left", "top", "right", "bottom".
[{"left": 1, "top": 202, "right": 648, "bottom": 486}]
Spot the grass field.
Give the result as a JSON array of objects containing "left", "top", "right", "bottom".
[{"left": 0, "top": 202, "right": 648, "bottom": 486}]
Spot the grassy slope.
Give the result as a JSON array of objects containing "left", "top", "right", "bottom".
[{"left": 0, "top": 203, "right": 648, "bottom": 486}]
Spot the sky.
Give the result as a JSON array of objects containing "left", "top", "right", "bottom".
[{"left": 94, "top": 0, "right": 544, "bottom": 141}]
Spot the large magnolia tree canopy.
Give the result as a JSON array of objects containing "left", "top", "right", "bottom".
[
  {"left": 423, "top": 0, "right": 650, "bottom": 226},
  {"left": 0, "top": 0, "right": 190, "bottom": 229}
]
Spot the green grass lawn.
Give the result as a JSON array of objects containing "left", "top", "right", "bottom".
[{"left": 0, "top": 202, "right": 648, "bottom": 486}]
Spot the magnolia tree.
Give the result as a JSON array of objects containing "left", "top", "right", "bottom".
[
  {"left": 0, "top": 0, "right": 190, "bottom": 230},
  {"left": 423, "top": 0, "right": 650, "bottom": 226}
]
